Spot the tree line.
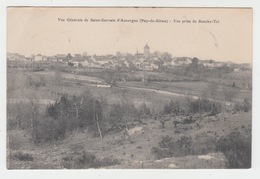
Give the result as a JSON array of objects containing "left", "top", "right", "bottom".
[{"left": 7, "top": 82, "right": 251, "bottom": 143}]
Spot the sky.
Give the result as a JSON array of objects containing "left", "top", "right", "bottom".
[{"left": 7, "top": 7, "right": 252, "bottom": 63}]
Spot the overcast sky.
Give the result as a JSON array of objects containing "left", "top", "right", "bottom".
[{"left": 7, "top": 8, "right": 252, "bottom": 63}]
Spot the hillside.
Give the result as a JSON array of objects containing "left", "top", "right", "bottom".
[{"left": 7, "top": 111, "right": 251, "bottom": 169}]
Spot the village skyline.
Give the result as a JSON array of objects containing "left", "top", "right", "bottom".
[
  {"left": 6, "top": 42, "right": 252, "bottom": 65},
  {"left": 7, "top": 43, "right": 252, "bottom": 72},
  {"left": 7, "top": 8, "right": 252, "bottom": 64}
]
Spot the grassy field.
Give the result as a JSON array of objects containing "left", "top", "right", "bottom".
[
  {"left": 7, "top": 67, "right": 251, "bottom": 104},
  {"left": 7, "top": 67, "right": 252, "bottom": 169},
  {"left": 7, "top": 69, "right": 184, "bottom": 110}
]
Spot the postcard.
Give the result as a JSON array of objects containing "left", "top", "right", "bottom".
[{"left": 6, "top": 7, "right": 252, "bottom": 169}]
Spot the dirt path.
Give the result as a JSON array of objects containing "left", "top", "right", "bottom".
[
  {"left": 24, "top": 70, "right": 233, "bottom": 106},
  {"left": 119, "top": 85, "right": 232, "bottom": 106}
]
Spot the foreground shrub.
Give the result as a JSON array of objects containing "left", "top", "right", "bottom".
[
  {"left": 216, "top": 131, "right": 251, "bottom": 168},
  {"left": 163, "top": 100, "right": 180, "bottom": 114},
  {"left": 163, "top": 98, "right": 222, "bottom": 115},
  {"left": 32, "top": 92, "right": 104, "bottom": 143},
  {"left": 61, "top": 151, "right": 120, "bottom": 169},
  {"left": 233, "top": 98, "right": 251, "bottom": 113},
  {"left": 11, "top": 152, "right": 34, "bottom": 161},
  {"left": 32, "top": 116, "right": 66, "bottom": 143},
  {"left": 151, "top": 135, "right": 193, "bottom": 159},
  {"left": 7, "top": 101, "right": 40, "bottom": 130}
]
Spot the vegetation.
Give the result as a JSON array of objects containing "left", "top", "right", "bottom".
[
  {"left": 151, "top": 135, "right": 193, "bottom": 159},
  {"left": 7, "top": 62, "right": 252, "bottom": 169},
  {"left": 61, "top": 151, "right": 120, "bottom": 169},
  {"left": 233, "top": 98, "right": 252, "bottom": 112},
  {"left": 7, "top": 82, "right": 249, "bottom": 145},
  {"left": 26, "top": 75, "right": 46, "bottom": 88},
  {"left": 32, "top": 91, "right": 104, "bottom": 142},
  {"left": 223, "top": 87, "right": 239, "bottom": 102},
  {"left": 163, "top": 97, "right": 222, "bottom": 116},
  {"left": 11, "top": 152, "right": 34, "bottom": 161},
  {"left": 152, "top": 131, "right": 251, "bottom": 169},
  {"left": 216, "top": 131, "right": 251, "bottom": 168}
]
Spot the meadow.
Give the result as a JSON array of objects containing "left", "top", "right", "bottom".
[{"left": 7, "top": 64, "right": 252, "bottom": 169}]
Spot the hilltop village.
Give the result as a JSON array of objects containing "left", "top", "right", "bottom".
[{"left": 7, "top": 44, "right": 251, "bottom": 72}]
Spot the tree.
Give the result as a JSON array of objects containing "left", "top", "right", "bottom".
[
  {"left": 138, "top": 103, "right": 151, "bottom": 118},
  {"left": 66, "top": 53, "right": 72, "bottom": 62},
  {"left": 104, "top": 70, "right": 117, "bottom": 87},
  {"left": 216, "top": 132, "right": 251, "bottom": 168},
  {"left": 207, "top": 82, "right": 219, "bottom": 99},
  {"left": 243, "top": 98, "right": 251, "bottom": 112},
  {"left": 232, "top": 82, "right": 236, "bottom": 88},
  {"left": 93, "top": 100, "right": 103, "bottom": 138},
  {"left": 207, "top": 82, "right": 219, "bottom": 114},
  {"left": 191, "top": 57, "right": 199, "bottom": 72},
  {"left": 53, "top": 63, "right": 63, "bottom": 99},
  {"left": 223, "top": 87, "right": 239, "bottom": 102},
  {"left": 161, "top": 52, "right": 172, "bottom": 60},
  {"left": 71, "top": 95, "right": 85, "bottom": 130}
]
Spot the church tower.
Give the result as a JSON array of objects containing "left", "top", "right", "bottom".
[{"left": 144, "top": 43, "right": 150, "bottom": 56}]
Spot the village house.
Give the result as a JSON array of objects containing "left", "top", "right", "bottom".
[
  {"left": 171, "top": 57, "right": 192, "bottom": 67},
  {"left": 74, "top": 54, "right": 81, "bottom": 58},
  {"left": 151, "top": 62, "right": 159, "bottom": 70},
  {"left": 70, "top": 54, "right": 87, "bottom": 67},
  {"left": 82, "top": 58, "right": 93, "bottom": 67},
  {"left": 162, "top": 60, "right": 171, "bottom": 67},
  {"left": 34, "top": 54, "right": 43, "bottom": 61},
  {"left": 124, "top": 61, "right": 130, "bottom": 68},
  {"left": 150, "top": 56, "right": 159, "bottom": 61},
  {"left": 202, "top": 60, "right": 223, "bottom": 68},
  {"left": 133, "top": 60, "right": 141, "bottom": 68},
  {"left": 34, "top": 54, "right": 48, "bottom": 61},
  {"left": 47, "top": 56, "right": 56, "bottom": 61},
  {"left": 141, "top": 59, "right": 153, "bottom": 71},
  {"left": 82, "top": 57, "right": 100, "bottom": 68},
  {"left": 55, "top": 54, "right": 67, "bottom": 62},
  {"left": 7, "top": 53, "right": 26, "bottom": 61}
]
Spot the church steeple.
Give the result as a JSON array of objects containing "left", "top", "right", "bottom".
[{"left": 144, "top": 43, "right": 150, "bottom": 55}]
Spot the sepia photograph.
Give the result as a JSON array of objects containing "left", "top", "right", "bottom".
[{"left": 6, "top": 7, "right": 252, "bottom": 169}]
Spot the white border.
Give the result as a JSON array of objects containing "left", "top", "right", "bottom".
[{"left": 1, "top": 1, "right": 260, "bottom": 179}]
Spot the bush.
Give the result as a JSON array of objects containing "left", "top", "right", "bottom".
[
  {"left": 12, "top": 152, "right": 34, "bottom": 161},
  {"left": 138, "top": 103, "right": 151, "bottom": 118},
  {"left": 162, "top": 98, "right": 222, "bottom": 115},
  {"left": 159, "top": 135, "right": 173, "bottom": 148},
  {"left": 151, "top": 135, "right": 193, "bottom": 159},
  {"left": 151, "top": 147, "right": 173, "bottom": 159},
  {"left": 163, "top": 100, "right": 180, "bottom": 114},
  {"left": 32, "top": 116, "right": 67, "bottom": 143},
  {"left": 216, "top": 131, "right": 251, "bottom": 168},
  {"left": 210, "top": 101, "right": 222, "bottom": 115},
  {"left": 62, "top": 151, "right": 120, "bottom": 169},
  {"left": 233, "top": 98, "right": 251, "bottom": 112},
  {"left": 7, "top": 101, "right": 40, "bottom": 130},
  {"left": 107, "top": 102, "right": 142, "bottom": 129},
  {"left": 193, "top": 133, "right": 217, "bottom": 155},
  {"left": 30, "top": 91, "right": 107, "bottom": 143}
]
